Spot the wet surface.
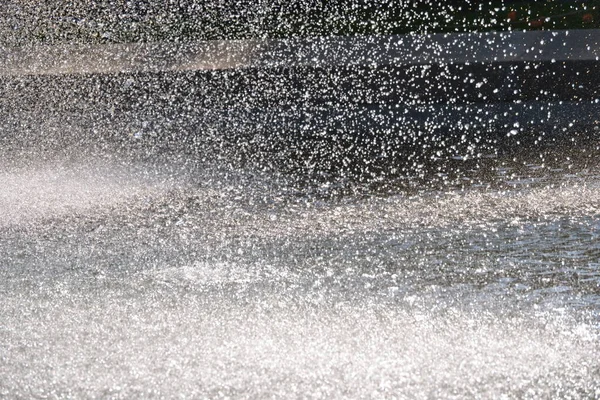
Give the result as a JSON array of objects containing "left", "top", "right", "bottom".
[{"left": 1, "top": 129, "right": 599, "bottom": 398}]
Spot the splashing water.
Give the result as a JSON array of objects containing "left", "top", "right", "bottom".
[
  {"left": 1, "top": 145, "right": 598, "bottom": 398},
  {"left": 1, "top": 1, "right": 600, "bottom": 398}
]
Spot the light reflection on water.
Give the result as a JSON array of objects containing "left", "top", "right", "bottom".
[{"left": 1, "top": 141, "right": 599, "bottom": 398}]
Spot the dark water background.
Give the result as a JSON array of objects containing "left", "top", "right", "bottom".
[{"left": 1, "top": 108, "right": 599, "bottom": 399}]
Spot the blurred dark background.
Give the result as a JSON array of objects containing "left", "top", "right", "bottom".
[{"left": 2, "top": 1, "right": 597, "bottom": 45}]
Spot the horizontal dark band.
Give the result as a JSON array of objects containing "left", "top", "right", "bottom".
[{"left": 2, "top": 29, "right": 599, "bottom": 76}]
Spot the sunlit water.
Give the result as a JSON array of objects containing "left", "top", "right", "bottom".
[{"left": 1, "top": 120, "right": 599, "bottom": 399}]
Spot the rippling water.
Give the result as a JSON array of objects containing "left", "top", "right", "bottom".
[{"left": 1, "top": 123, "right": 599, "bottom": 398}]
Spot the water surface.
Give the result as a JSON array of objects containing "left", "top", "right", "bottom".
[{"left": 1, "top": 128, "right": 599, "bottom": 398}]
